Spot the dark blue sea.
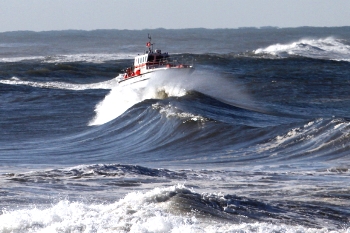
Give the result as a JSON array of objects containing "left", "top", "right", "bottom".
[{"left": 0, "top": 27, "right": 349, "bottom": 232}]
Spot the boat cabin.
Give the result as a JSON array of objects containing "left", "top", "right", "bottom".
[
  {"left": 124, "top": 49, "right": 169, "bottom": 78},
  {"left": 134, "top": 50, "right": 169, "bottom": 67},
  {"left": 122, "top": 35, "right": 191, "bottom": 80}
]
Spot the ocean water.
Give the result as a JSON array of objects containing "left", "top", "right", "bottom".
[{"left": 0, "top": 27, "right": 350, "bottom": 232}]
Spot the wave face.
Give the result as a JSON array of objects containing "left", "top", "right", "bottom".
[{"left": 1, "top": 28, "right": 350, "bottom": 232}]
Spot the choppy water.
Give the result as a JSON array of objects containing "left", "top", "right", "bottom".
[{"left": 0, "top": 28, "right": 350, "bottom": 232}]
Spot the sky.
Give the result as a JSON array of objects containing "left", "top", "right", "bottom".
[{"left": 0, "top": 0, "right": 349, "bottom": 32}]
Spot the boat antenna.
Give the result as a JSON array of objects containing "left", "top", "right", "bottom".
[{"left": 146, "top": 34, "right": 153, "bottom": 53}]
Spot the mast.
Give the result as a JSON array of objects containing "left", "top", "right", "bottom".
[{"left": 146, "top": 34, "right": 154, "bottom": 53}]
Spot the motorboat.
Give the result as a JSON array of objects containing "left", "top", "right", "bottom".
[{"left": 116, "top": 35, "right": 194, "bottom": 88}]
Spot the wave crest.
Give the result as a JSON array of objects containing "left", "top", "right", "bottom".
[{"left": 254, "top": 37, "right": 350, "bottom": 62}]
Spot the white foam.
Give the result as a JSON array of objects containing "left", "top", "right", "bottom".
[
  {"left": 89, "top": 75, "right": 190, "bottom": 126},
  {"left": 0, "top": 185, "right": 194, "bottom": 233},
  {"left": 0, "top": 185, "right": 346, "bottom": 233},
  {"left": 255, "top": 37, "right": 350, "bottom": 62},
  {"left": 152, "top": 103, "right": 207, "bottom": 123},
  {"left": 89, "top": 83, "right": 145, "bottom": 125},
  {"left": 0, "top": 56, "right": 45, "bottom": 63},
  {"left": 0, "top": 77, "right": 116, "bottom": 91}
]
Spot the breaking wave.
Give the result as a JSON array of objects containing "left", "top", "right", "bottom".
[
  {"left": 89, "top": 71, "right": 255, "bottom": 126},
  {"left": 88, "top": 79, "right": 188, "bottom": 126},
  {"left": 1, "top": 184, "right": 348, "bottom": 232},
  {"left": 254, "top": 37, "right": 350, "bottom": 62}
]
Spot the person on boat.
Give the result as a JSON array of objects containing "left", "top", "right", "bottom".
[{"left": 123, "top": 67, "right": 132, "bottom": 79}]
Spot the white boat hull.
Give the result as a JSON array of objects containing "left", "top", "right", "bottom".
[{"left": 117, "top": 67, "right": 194, "bottom": 89}]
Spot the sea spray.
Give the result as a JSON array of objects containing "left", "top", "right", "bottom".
[
  {"left": 89, "top": 83, "right": 144, "bottom": 125},
  {"left": 89, "top": 74, "right": 189, "bottom": 126}
]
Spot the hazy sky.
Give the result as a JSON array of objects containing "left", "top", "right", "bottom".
[{"left": 0, "top": 0, "right": 349, "bottom": 32}]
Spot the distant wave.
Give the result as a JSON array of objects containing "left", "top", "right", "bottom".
[
  {"left": 0, "top": 77, "right": 116, "bottom": 90},
  {"left": 254, "top": 37, "right": 350, "bottom": 62},
  {"left": 0, "top": 53, "right": 135, "bottom": 63}
]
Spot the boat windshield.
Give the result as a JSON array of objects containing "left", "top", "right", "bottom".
[
  {"left": 147, "top": 55, "right": 167, "bottom": 62},
  {"left": 147, "top": 55, "right": 155, "bottom": 62}
]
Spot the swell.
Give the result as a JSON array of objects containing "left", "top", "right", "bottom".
[
  {"left": 1, "top": 53, "right": 350, "bottom": 167},
  {"left": 1, "top": 91, "right": 349, "bottom": 167}
]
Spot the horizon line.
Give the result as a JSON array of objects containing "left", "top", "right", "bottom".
[{"left": 1, "top": 26, "right": 350, "bottom": 34}]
